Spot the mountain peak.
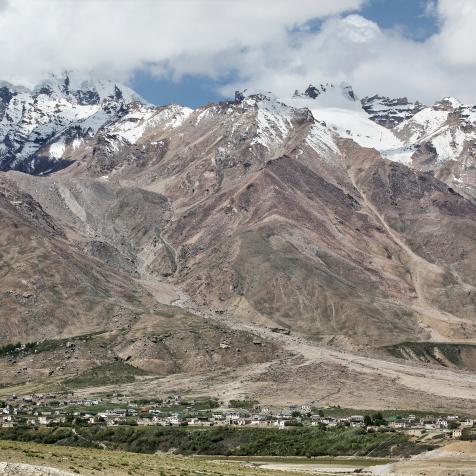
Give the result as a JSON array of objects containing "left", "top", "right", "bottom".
[
  {"left": 29, "top": 71, "right": 145, "bottom": 106},
  {"left": 293, "top": 82, "right": 358, "bottom": 104},
  {"left": 361, "top": 94, "right": 426, "bottom": 128},
  {"left": 0, "top": 72, "right": 146, "bottom": 174},
  {"left": 434, "top": 96, "right": 462, "bottom": 111}
]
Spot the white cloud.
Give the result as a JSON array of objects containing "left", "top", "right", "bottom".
[
  {"left": 433, "top": 0, "right": 476, "bottom": 67},
  {"left": 0, "top": 0, "right": 363, "bottom": 84},
  {"left": 1, "top": 0, "right": 476, "bottom": 104},
  {"left": 220, "top": 2, "right": 476, "bottom": 104},
  {"left": 423, "top": 0, "right": 437, "bottom": 18}
]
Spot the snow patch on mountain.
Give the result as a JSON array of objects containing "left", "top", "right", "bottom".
[
  {"left": 281, "top": 82, "right": 476, "bottom": 173},
  {"left": 435, "top": 97, "right": 462, "bottom": 110},
  {"left": 106, "top": 104, "right": 193, "bottom": 145},
  {"left": 282, "top": 84, "right": 408, "bottom": 163},
  {"left": 380, "top": 146, "right": 414, "bottom": 166},
  {"left": 292, "top": 82, "right": 360, "bottom": 109},
  {"left": 72, "top": 138, "right": 83, "bottom": 150},
  {"left": 361, "top": 95, "right": 425, "bottom": 128},
  {"left": 388, "top": 99, "right": 476, "bottom": 173},
  {"left": 312, "top": 107, "right": 403, "bottom": 151},
  {"left": 0, "top": 73, "right": 146, "bottom": 172},
  {"left": 249, "top": 96, "right": 293, "bottom": 150},
  {"left": 305, "top": 122, "right": 340, "bottom": 157},
  {"left": 430, "top": 127, "right": 467, "bottom": 163},
  {"left": 49, "top": 139, "right": 66, "bottom": 159},
  {"left": 33, "top": 71, "right": 143, "bottom": 104},
  {"left": 163, "top": 105, "right": 193, "bottom": 129},
  {"left": 394, "top": 108, "right": 450, "bottom": 143}
]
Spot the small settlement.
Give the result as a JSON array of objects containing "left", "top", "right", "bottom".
[{"left": 1, "top": 393, "right": 475, "bottom": 440}]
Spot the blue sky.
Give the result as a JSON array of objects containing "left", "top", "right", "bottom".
[
  {"left": 130, "top": 0, "right": 440, "bottom": 107},
  {"left": 130, "top": 72, "right": 227, "bottom": 108},
  {"left": 361, "top": 0, "right": 438, "bottom": 38}
]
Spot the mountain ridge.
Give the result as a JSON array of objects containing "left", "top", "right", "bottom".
[
  {"left": 2, "top": 74, "right": 475, "bottom": 199},
  {"left": 1, "top": 76, "right": 475, "bottom": 411},
  {"left": 0, "top": 72, "right": 144, "bottom": 174}
]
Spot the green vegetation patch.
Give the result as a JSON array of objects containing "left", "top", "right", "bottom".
[
  {"left": 0, "top": 426, "right": 434, "bottom": 458},
  {"left": 382, "top": 341, "right": 476, "bottom": 370},
  {"left": 0, "top": 340, "right": 60, "bottom": 358},
  {"left": 0, "top": 332, "right": 107, "bottom": 359},
  {"left": 63, "top": 362, "right": 150, "bottom": 389},
  {"left": 229, "top": 399, "right": 259, "bottom": 409},
  {"left": 0, "top": 439, "right": 331, "bottom": 476}
]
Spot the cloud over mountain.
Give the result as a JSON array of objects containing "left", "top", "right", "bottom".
[
  {"left": 0, "top": 0, "right": 362, "bottom": 82},
  {"left": 1, "top": 0, "right": 476, "bottom": 103}
]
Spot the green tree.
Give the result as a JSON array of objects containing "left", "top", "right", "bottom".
[{"left": 372, "top": 412, "right": 386, "bottom": 426}]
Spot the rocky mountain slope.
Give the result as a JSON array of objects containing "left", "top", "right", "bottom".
[
  {"left": 286, "top": 83, "right": 476, "bottom": 200},
  {"left": 0, "top": 72, "right": 142, "bottom": 174},
  {"left": 1, "top": 75, "right": 475, "bottom": 410}
]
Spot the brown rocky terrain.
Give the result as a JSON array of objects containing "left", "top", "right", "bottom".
[
  {"left": 0, "top": 176, "right": 149, "bottom": 343},
  {"left": 1, "top": 86, "right": 475, "bottom": 411}
]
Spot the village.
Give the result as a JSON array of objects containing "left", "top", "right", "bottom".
[{"left": 1, "top": 393, "right": 475, "bottom": 441}]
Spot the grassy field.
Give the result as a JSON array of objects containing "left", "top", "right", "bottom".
[
  {"left": 0, "top": 439, "right": 313, "bottom": 475},
  {"left": 0, "top": 425, "right": 433, "bottom": 458},
  {"left": 62, "top": 362, "right": 151, "bottom": 388},
  {"left": 0, "top": 332, "right": 106, "bottom": 359}
]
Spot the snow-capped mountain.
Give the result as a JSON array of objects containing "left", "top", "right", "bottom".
[
  {"left": 361, "top": 95, "right": 425, "bottom": 128},
  {"left": 281, "top": 82, "right": 476, "bottom": 199},
  {"left": 2, "top": 73, "right": 476, "bottom": 410},
  {"left": 282, "top": 83, "right": 403, "bottom": 153},
  {"left": 1, "top": 74, "right": 475, "bottom": 199},
  {"left": 0, "top": 72, "right": 144, "bottom": 174},
  {"left": 292, "top": 82, "right": 358, "bottom": 105},
  {"left": 104, "top": 102, "right": 193, "bottom": 146}
]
